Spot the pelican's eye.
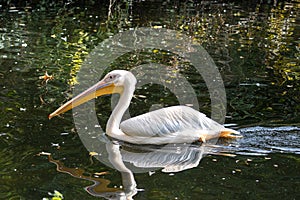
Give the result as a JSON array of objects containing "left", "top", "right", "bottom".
[{"left": 104, "top": 74, "right": 118, "bottom": 83}]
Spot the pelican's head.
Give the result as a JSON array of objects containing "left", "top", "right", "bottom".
[{"left": 48, "top": 70, "right": 136, "bottom": 119}]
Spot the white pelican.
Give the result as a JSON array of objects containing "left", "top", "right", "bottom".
[{"left": 49, "top": 70, "right": 242, "bottom": 144}]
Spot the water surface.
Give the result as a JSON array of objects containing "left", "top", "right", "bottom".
[{"left": 0, "top": 1, "right": 299, "bottom": 199}]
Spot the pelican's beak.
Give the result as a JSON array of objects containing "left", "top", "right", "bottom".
[{"left": 48, "top": 81, "right": 122, "bottom": 119}]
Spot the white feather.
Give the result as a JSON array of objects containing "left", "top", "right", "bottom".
[{"left": 116, "top": 105, "right": 225, "bottom": 143}]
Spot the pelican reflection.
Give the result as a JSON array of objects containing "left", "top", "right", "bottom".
[{"left": 41, "top": 136, "right": 235, "bottom": 199}]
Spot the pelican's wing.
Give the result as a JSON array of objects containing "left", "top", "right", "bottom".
[{"left": 120, "top": 105, "right": 223, "bottom": 137}]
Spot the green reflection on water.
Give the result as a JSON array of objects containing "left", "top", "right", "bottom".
[{"left": 0, "top": 1, "right": 299, "bottom": 199}]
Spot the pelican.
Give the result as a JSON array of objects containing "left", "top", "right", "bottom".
[{"left": 49, "top": 70, "right": 242, "bottom": 144}]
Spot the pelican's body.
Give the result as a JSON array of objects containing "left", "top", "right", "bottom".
[
  {"left": 119, "top": 106, "right": 226, "bottom": 144},
  {"left": 49, "top": 70, "right": 241, "bottom": 144}
]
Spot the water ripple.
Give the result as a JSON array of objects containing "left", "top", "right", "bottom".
[{"left": 233, "top": 126, "right": 300, "bottom": 155}]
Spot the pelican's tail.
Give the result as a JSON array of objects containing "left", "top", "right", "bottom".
[{"left": 220, "top": 128, "right": 243, "bottom": 139}]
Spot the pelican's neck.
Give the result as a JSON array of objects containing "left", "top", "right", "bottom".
[{"left": 106, "top": 84, "right": 134, "bottom": 136}]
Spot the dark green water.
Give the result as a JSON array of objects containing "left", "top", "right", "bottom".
[{"left": 0, "top": 1, "right": 299, "bottom": 199}]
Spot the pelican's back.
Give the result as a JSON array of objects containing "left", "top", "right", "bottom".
[{"left": 120, "top": 106, "right": 224, "bottom": 137}]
